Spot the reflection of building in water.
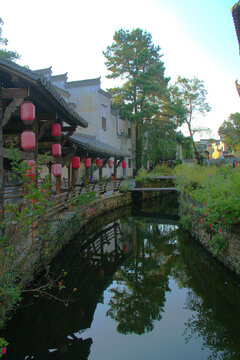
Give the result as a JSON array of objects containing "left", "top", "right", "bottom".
[
  {"left": 4, "top": 220, "right": 132, "bottom": 360},
  {"left": 83, "top": 220, "right": 133, "bottom": 268}
]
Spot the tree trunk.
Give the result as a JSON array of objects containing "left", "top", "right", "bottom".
[{"left": 187, "top": 121, "right": 200, "bottom": 164}]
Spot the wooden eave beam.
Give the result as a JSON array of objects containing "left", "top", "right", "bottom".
[
  {"left": 61, "top": 128, "right": 75, "bottom": 146},
  {"left": 38, "top": 119, "right": 55, "bottom": 140},
  {"left": 61, "top": 150, "right": 75, "bottom": 166},
  {"left": 2, "top": 88, "right": 28, "bottom": 99}
]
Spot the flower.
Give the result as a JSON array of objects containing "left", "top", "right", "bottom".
[
  {"left": 59, "top": 281, "right": 62, "bottom": 287},
  {"left": 190, "top": 205, "right": 194, "bottom": 209},
  {"left": 210, "top": 223, "right": 213, "bottom": 227},
  {"left": 2, "top": 347, "right": 7, "bottom": 356},
  {"left": 91, "top": 208, "right": 94, "bottom": 213}
]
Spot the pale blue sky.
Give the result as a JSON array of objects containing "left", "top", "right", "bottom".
[{"left": 1, "top": 0, "right": 240, "bottom": 138}]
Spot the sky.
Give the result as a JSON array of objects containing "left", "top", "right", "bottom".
[{"left": 1, "top": 0, "right": 240, "bottom": 139}]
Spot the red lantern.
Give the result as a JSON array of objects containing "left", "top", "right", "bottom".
[
  {"left": 51, "top": 123, "right": 61, "bottom": 137},
  {"left": 52, "top": 144, "right": 61, "bottom": 156},
  {"left": 122, "top": 161, "right": 127, "bottom": 169},
  {"left": 21, "top": 131, "right": 36, "bottom": 150},
  {"left": 96, "top": 159, "right": 103, "bottom": 167},
  {"left": 84, "top": 158, "right": 91, "bottom": 168},
  {"left": 24, "top": 160, "right": 36, "bottom": 178},
  {"left": 21, "top": 102, "right": 35, "bottom": 124},
  {"left": 123, "top": 244, "right": 128, "bottom": 253},
  {"left": 51, "top": 163, "right": 62, "bottom": 177},
  {"left": 108, "top": 160, "right": 113, "bottom": 168},
  {"left": 72, "top": 156, "right": 80, "bottom": 169}
]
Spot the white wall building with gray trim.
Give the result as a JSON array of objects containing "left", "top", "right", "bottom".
[{"left": 36, "top": 68, "right": 133, "bottom": 180}]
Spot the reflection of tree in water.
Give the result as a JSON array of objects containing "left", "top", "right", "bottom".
[
  {"left": 107, "top": 219, "right": 178, "bottom": 335},
  {"left": 177, "top": 231, "right": 240, "bottom": 360}
]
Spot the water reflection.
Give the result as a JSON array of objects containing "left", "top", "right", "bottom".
[
  {"left": 2, "top": 198, "right": 240, "bottom": 360},
  {"left": 107, "top": 222, "right": 178, "bottom": 335}
]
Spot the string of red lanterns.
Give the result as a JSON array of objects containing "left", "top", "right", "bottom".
[
  {"left": 20, "top": 103, "right": 36, "bottom": 179},
  {"left": 51, "top": 122, "right": 62, "bottom": 178}
]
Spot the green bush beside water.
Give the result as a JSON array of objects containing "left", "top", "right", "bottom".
[{"left": 174, "top": 164, "right": 240, "bottom": 232}]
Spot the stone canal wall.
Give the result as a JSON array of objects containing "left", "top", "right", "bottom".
[
  {"left": 180, "top": 193, "right": 240, "bottom": 276},
  {"left": 18, "top": 190, "right": 172, "bottom": 283}
]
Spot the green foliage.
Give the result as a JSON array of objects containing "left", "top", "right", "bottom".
[
  {"left": 170, "top": 76, "right": 211, "bottom": 163},
  {"left": 209, "top": 235, "right": 228, "bottom": 256},
  {"left": 119, "top": 181, "right": 133, "bottom": 193},
  {"left": 135, "top": 168, "right": 148, "bottom": 181},
  {"left": 179, "top": 214, "right": 192, "bottom": 231},
  {"left": 149, "top": 164, "right": 173, "bottom": 176},
  {"left": 175, "top": 164, "right": 240, "bottom": 232},
  {"left": 218, "top": 112, "right": 240, "bottom": 156},
  {"left": 70, "top": 191, "right": 96, "bottom": 207},
  {"left": 104, "top": 28, "right": 173, "bottom": 169},
  {"left": 0, "top": 147, "right": 56, "bottom": 329},
  {"left": 0, "top": 337, "right": 8, "bottom": 358},
  {"left": 0, "top": 18, "right": 20, "bottom": 61}
]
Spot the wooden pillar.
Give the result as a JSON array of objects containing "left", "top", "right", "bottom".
[
  {"left": 68, "top": 163, "right": 71, "bottom": 190},
  {"left": 0, "top": 76, "right": 4, "bottom": 223},
  {"left": 71, "top": 167, "right": 77, "bottom": 190},
  {"left": 113, "top": 158, "right": 117, "bottom": 195},
  {"left": 56, "top": 175, "right": 61, "bottom": 195},
  {"left": 85, "top": 167, "right": 89, "bottom": 194},
  {"left": 99, "top": 166, "right": 104, "bottom": 198}
]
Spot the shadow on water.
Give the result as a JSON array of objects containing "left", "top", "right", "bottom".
[{"left": 2, "top": 193, "right": 240, "bottom": 359}]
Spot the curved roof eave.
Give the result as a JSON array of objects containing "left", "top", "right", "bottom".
[
  {"left": 0, "top": 57, "right": 88, "bottom": 128},
  {"left": 68, "top": 133, "right": 129, "bottom": 159}
]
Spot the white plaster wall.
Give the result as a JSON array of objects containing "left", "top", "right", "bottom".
[{"left": 51, "top": 77, "right": 133, "bottom": 179}]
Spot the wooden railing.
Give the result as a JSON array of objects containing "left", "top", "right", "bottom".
[{"left": 3, "top": 179, "right": 123, "bottom": 224}]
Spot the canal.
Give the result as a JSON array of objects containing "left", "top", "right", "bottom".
[{"left": 2, "top": 195, "right": 240, "bottom": 359}]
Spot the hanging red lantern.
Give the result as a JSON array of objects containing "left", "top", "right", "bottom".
[
  {"left": 51, "top": 123, "right": 61, "bottom": 137},
  {"left": 52, "top": 144, "right": 61, "bottom": 156},
  {"left": 96, "top": 159, "right": 103, "bottom": 167},
  {"left": 21, "top": 131, "right": 36, "bottom": 150},
  {"left": 72, "top": 156, "right": 80, "bottom": 169},
  {"left": 108, "top": 160, "right": 113, "bottom": 168},
  {"left": 51, "top": 163, "right": 62, "bottom": 177},
  {"left": 84, "top": 158, "right": 91, "bottom": 168},
  {"left": 122, "top": 161, "right": 127, "bottom": 169},
  {"left": 21, "top": 102, "right": 35, "bottom": 124},
  {"left": 123, "top": 244, "right": 128, "bottom": 253}
]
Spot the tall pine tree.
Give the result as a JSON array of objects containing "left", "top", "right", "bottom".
[{"left": 103, "top": 28, "right": 170, "bottom": 170}]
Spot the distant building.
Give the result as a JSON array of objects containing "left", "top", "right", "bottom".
[{"left": 196, "top": 138, "right": 234, "bottom": 160}]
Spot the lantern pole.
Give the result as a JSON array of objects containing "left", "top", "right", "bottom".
[
  {"left": 0, "top": 75, "right": 4, "bottom": 224},
  {"left": 99, "top": 164, "right": 104, "bottom": 198},
  {"left": 71, "top": 167, "right": 77, "bottom": 190},
  {"left": 56, "top": 175, "right": 61, "bottom": 195},
  {"left": 113, "top": 158, "right": 117, "bottom": 195}
]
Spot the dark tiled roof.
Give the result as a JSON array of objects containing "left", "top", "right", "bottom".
[
  {"left": 232, "top": 2, "right": 240, "bottom": 53},
  {"left": 0, "top": 58, "right": 88, "bottom": 128},
  {"left": 98, "top": 88, "right": 112, "bottom": 99},
  {"left": 66, "top": 77, "right": 101, "bottom": 88},
  {"left": 50, "top": 73, "right": 68, "bottom": 81},
  {"left": 68, "top": 133, "right": 129, "bottom": 159}
]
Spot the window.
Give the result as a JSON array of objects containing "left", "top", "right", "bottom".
[
  {"left": 102, "top": 117, "right": 106, "bottom": 131},
  {"left": 128, "top": 159, "right": 132, "bottom": 168}
]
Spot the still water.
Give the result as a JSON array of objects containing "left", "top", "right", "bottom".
[{"left": 2, "top": 196, "right": 240, "bottom": 359}]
